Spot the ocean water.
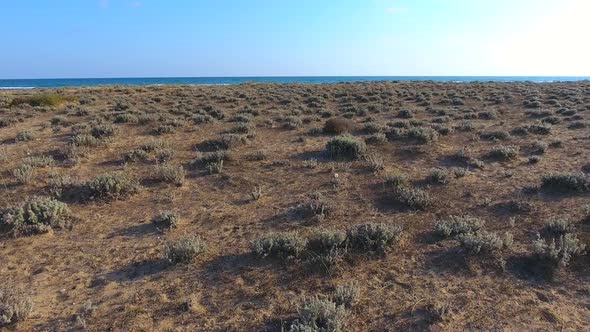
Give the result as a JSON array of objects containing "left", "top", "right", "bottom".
[{"left": 0, "top": 76, "right": 588, "bottom": 88}]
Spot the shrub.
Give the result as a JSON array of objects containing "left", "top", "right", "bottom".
[
  {"left": 289, "top": 297, "right": 347, "bottom": 332},
  {"left": 384, "top": 172, "right": 408, "bottom": 187},
  {"left": 346, "top": 223, "right": 403, "bottom": 254},
  {"left": 390, "top": 186, "right": 430, "bottom": 210},
  {"left": 85, "top": 172, "right": 140, "bottom": 200},
  {"left": 480, "top": 130, "right": 510, "bottom": 141},
  {"left": 325, "top": 134, "right": 367, "bottom": 160},
  {"left": 153, "top": 164, "right": 185, "bottom": 186},
  {"left": 543, "top": 218, "right": 574, "bottom": 236},
  {"left": 365, "top": 133, "right": 387, "bottom": 145},
  {"left": 164, "top": 235, "right": 206, "bottom": 264},
  {"left": 323, "top": 118, "right": 356, "bottom": 134},
  {"left": 540, "top": 172, "right": 589, "bottom": 193},
  {"left": 11, "top": 164, "right": 35, "bottom": 184},
  {"left": 0, "top": 197, "right": 71, "bottom": 235},
  {"left": 251, "top": 232, "right": 306, "bottom": 259},
  {"left": 23, "top": 155, "right": 54, "bottom": 167},
  {"left": 365, "top": 154, "right": 385, "bottom": 172},
  {"left": 533, "top": 234, "right": 586, "bottom": 268},
  {"left": 16, "top": 130, "right": 33, "bottom": 142},
  {"left": 458, "top": 231, "right": 513, "bottom": 255},
  {"left": 333, "top": 281, "right": 360, "bottom": 309},
  {"left": 151, "top": 211, "right": 179, "bottom": 230},
  {"left": 155, "top": 124, "right": 175, "bottom": 135},
  {"left": 283, "top": 116, "right": 303, "bottom": 129},
  {"left": 0, "top": 286, "right": 33, "bottom": 326},
  {"left": 10, "top": 93, "right": 74, "bottom": 107},
  {"left": 532, "top": 141, "right": 548, "bottom": 155},
  {"left": 297, "top": 192, "right": 333, "bottom": 221},
  {"left": 485, "top": 145, "right": 519, "bottom": 160},
  {"left": 435, "top": 215, "right": 485, "bottom": 238},
  {"left": 123, "top": 148, "right": 149, "bottom": 163},
  {"left": 426, "top": 168, "right": 450, "bottom": 184},
  {"left": 200, "top": 134, "right": 247, "bottom": 151},
  {"left": 398, "top": 109, "right": 414, "bottom": 118},
  {"left": 306, "top": 230, "right": 347, "bottom": 255},
  {"left": 70, "top": 134, "right": 100, "bottom": 147},
  {"left": 90, "top": 124, "right": 116, "bottom": 139}
]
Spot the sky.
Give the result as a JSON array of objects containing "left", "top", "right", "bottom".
[{"left": 0, "top": 0, "right": 589, "bottom": 78}]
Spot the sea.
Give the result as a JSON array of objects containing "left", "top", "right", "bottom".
[{"left": 0, "top": 76, "right": 588, "bottom": 89}]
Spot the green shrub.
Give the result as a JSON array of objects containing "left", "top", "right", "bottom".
[
  {"left": 16, "top": 130, "right": 33, "bottom": 142},
  {"left": 533, "top": 234, "right": 586, "bottom": 268},
  {"left": 435, "top": 215, "right": 485, "bottom": 238},
  {"left": 85, "top": 172, "right": 140, "bottom": 200},
  {"left": 153, "top": 164, "right": 185, "bottom": 186},
  {"left": 0, "top": 197, "right": 71, "bottom": 235},
  {"left": 390, "top": 186, "right": 430, "bottom": 210},
  {"left": 289, "top": 297, "right": 347, "bottom": 332},
  {"left": 10, "top": 93, "right": 75, "bottom": 107},
  {"left": 164, "top": 235, "right": 206, "bottom": 264},
  {"left": 458, "top": 231, "right": 513, "bottom": 255},
  {"left": 251, "top": 232, "right": 306, "bottom": 259},
  {"left": 540, "top": 172, "right": 589, "bottom": 193},
  {"left": 326, "top": 134, "right": 367, "bottom": 160},
  {"left": 485, "top": 145, "right": 519, "bottom": 160},
  {"left": 426, "top": 168, "right": 450, "bottom": 184},
  {"left": 480, "top": 130, "right": 510, "bottom": 140},
  {"left": 347, "top": 223, "right": 403, "bottom": 254},
  {"left": 543, "top": 218, "right": 574, "bottom": 236},
  {"left": 0, "top": 286, "right": 33, "bottom": 326},
  {"left": 151, "top": 211, "right": 179, "bottom": 230},
  {"left": 11, "top": 164, "right": 35, "bottom": 184},
  {"left": 333, "top": 281, "right": 360, "bottom": 309}
]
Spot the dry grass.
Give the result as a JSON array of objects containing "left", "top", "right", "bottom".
[{"left": 0, "top": 81, "right": 589, "bottom": 331}]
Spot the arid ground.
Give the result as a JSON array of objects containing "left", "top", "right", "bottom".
[{"left": 1, "top": 81, "right": 589, "bottom": 331}]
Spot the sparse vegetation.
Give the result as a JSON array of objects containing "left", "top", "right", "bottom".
[{"left": 164, "top": 235, "right": 207, "bottom": 264}]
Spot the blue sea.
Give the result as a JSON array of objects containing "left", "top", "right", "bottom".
[{"left": 0, "top": 76, "right": 588, "bottom": 89}]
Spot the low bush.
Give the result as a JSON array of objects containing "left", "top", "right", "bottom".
[
  {"left": 458, "top": 231, "right": 513, "bottom": 255},
  {"left": 10, "top": 93, "right": 75, "bottom": 107},
  {"left": 540, "top": 172, "right": 589, "bottom": 193},
  {"left": 390, "top": 185, "right": 430, "bottom": 210},
  {"left": 0, "top": 197, "right": 71, "bottom": 236},
  {"left": 426, "top": 168, "right": 450, "bottom": 184},
  {"left": 164, "top": 235, "right": 206, "bottom": 264},
  {"left": 84, "top": 172, "right": 140, "bottom": 200},
  {"left": 325, "top": 134, "right": 367, "bottom": 160},
  {"left": 480, "top": 130, "right": 510, "bottom": 141},
  {"left": 333, "top": 281, "right": 360, "bottom": 309},
  {"left": 543, "top": 218, "right": 574, "bottom": 236},
  {"left": 151, "top": 211, "right": 179, "bottom": 230},
  {"left": 347, "top": 223, "right": 403, "bottom": 255},
  {"left": 153, "top": 164, "right": 185, "bottom": 186},
  {"left": 289, "top": 297, "right": 347, "bottom": 332},
  {"left": 11, "top": 164, "right": 35, "bottom": 184},
  {"left": 251, "top": 232, "right": 307, "bottom": 259},
  {"left": 0, "top": 286, "right": 33, "bottom": 326},
  {"left": 435, "top": 215, "right": 485, "bottom": 238},
  {"left": 532, "top": 233, "right": 586, "bottom": 268},
  {"left": 484, "top": 145, "right": 519, "bottom": 160}
]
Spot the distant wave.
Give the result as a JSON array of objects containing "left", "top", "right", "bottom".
[{"left": 0, "top": 86, "right": 35, "bottom": 89}]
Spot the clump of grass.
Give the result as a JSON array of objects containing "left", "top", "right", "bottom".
[
  {"left": 305, "top": 229, "right": 347, "bottom": 274},
  {"left": 11, "top": 164, "right": 35, "bottom": 184},
  {"left": 365, "top": 153, "right": 385, "bottom": 172},
  {"left": 540, "top": 172, "right": 589, "bottom": 193},
  {"left": 84, "top": 172, "right": 140, "bottom": 200},
  {"left": 151, "top": 211, "right": 179, "bottom": 230},
  {"left": 406, "top": 127, "right": 439, "bottom": 144},
  {"left": 383, "top": 172, "right": 408, "bottom": 187},
  {"left": 23, "top": 155, "right": 54, "bottom": 167},
  {"left": 289, "top": 297, "right": 347, "bottom": 332},
  {"left": 164, "top": 235, "right": 206, "bottom": 264},
  {"left": 347, "top": 223, "right": 403, "bottom": 255},
  {"left": 200, "top": 134, "right": 247, "bottom": 151},
  {"left": 390, "top": 185, "right": 430, "bottom": 210},
  {"left": 90, "top": 123, "right": 117, "bottom": 139},
  {"left": 323, "top": 118, "right": 356, "bottom": 134},
  {"left": 398, "top": 109, "right": 414, "bottom": 118},
  {"left": 122, "top": 148, "right": 149, "bottom": 163},
  {"left": 70, "top": 134, "right": 100, "bottom": 147},
  {"left": 325, "top": 134, "right": 367, "bottom": 160},
  {"left": 532, "top": 141, "right": 548, "bottom": 155},
  {"left": 251, "top": 232, "right": 306, "bottom": 259},
  {"left": 0, "top": 197, "right": 71, "bottom": 236},
  {"left": 10, "top": 93, "right": 75, "bottom": 107},
  {"left": 0, "top": 285, "right": 33, "bottom": 326},
  {"left": 484, "top": 145, "right": 519, "bottom": 160},
  {"left": 153, "top": 164, "right": 186, "bottom": 186},
  {"left": 297, "top": 192, "right": 333, "bottom": 222},
  {"left": 365, "top": 132, "right": 387, "bottom": 145},
  {"left": 435, "top": 215, "right": 485, "bottom": 239}
]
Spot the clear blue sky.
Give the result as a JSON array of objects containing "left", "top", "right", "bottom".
[{"left": 1, "top": 0, "right": 588, "bottom": 78}]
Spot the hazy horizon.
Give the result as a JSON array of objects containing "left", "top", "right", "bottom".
[{"left": 1, "top": 0, "right": 589, "bottom": 79}]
